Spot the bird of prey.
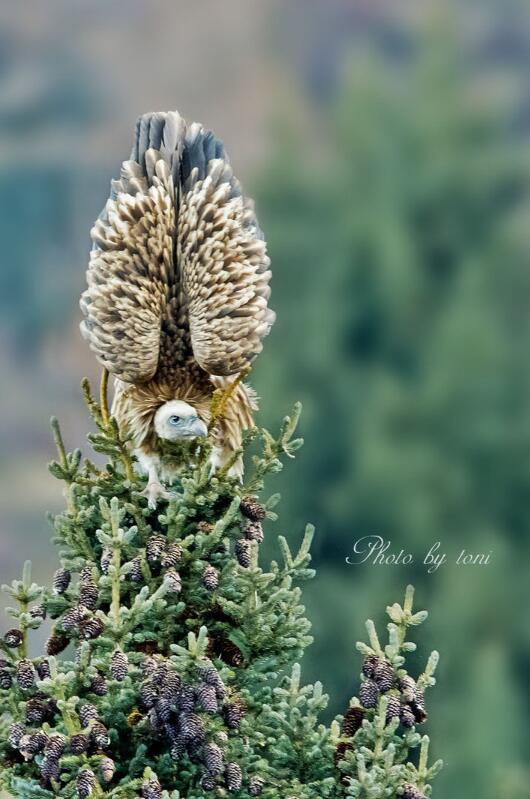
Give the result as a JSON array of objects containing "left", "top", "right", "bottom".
[{"left": 80, "top": 110, "right": 274, "bottom": 506}]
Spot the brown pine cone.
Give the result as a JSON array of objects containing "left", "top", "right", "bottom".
[
  {"left": 46, "top": 631, "right": 69, "bottom": 655},
  {"left": 239, "top": 496, "right": 266, "bottom": 521},
  {"left": 373, "top": 659, "right": 395, "bottom": 693},
  {"left": 341, "top": 706, "right": 364, "bottom": 736},
  {"left": 359, "top": 680, "right": 379, "bottom": 709}
]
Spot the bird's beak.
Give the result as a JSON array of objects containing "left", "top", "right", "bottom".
[{"left": 187, "top": 417, "right": 208, "bottom": 438}]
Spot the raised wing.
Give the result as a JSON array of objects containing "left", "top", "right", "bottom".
[
  {"left": 178, "top": 123, "right": 275, "bottom": 377},
  {"left": 81, "top": 111, "right": 274, "bottom": 383},
  {"left": 80, "top": 112, "right": 185, "bottom": 383}
]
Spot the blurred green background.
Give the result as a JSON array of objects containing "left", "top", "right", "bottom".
[{"left": 1, "top": 1, "right": 530, "bottom": 796}]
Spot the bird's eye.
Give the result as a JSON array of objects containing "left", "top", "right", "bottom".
[{"left": 168, "top": 415, "right": 181, "bottom": 425}]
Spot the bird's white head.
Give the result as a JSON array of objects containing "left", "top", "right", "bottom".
[{"left": 154, "top": 400, "right": 208, "bottom": 441}]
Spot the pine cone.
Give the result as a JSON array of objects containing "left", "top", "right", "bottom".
[
  {"left": 143, "top": 657, "right": 159, "bottom": 676},
  {"left": 164, "top": 568, "right": 182, "bottom": 593},
  {"left": 203, "top": 741, "right": 224, "bottom": 775},
  {"left": 197, "top": 683, "right": 218, "bottom": 714},
  {"left": 152, "top": 661, "right": 169, "bottom": 684},
  {"left": 243, "top": 520, "right": 264, "bottom": 543},
  {"left": 334, "top": 740, "right": 353, "bottom": 767},
  {"left": 226, "top": 761, "right": 243, "bottom": 792},
  {"left": 249, "top": 776, "right": 265, "bottom": 796},
  {"left": 79, "top": 565, "right": 95, "bottom": 582},
  {"left": 90, "top": 673, "right": 108, "bottom": 696},
  {"left": 70, "top": 733, "right": 90, "bottom": 754},
  {"left": 16, "top": 659, "right": 35, "bottom": 691},
  {"left": 400, "top": 705, "right": 416, "bottom": 728},
  {"left": 79, "top": 703, "right": 99, "bottom": 727},
  {"left": 199, "top": 666, "right": 226, "bottom": 698},
  {"left": 8, "top": 722, "right": 26, "bottom": 748},
  {"left": 142, "top": 777, "right": 162, "bottom": 799},
  {"left": 40, "top": 754, "right": 61, "bottom": 782},
  {"left": 162, "top": 543, "right": 183, "bottom": 568},
  {"left": 0, "top": 670, "right": 12, "bottom": 689},
  {"left": 26, "top": 697, "right": 48, "bottom": 723},
  {"left": 202, "top": 565, "right": 219, "bottom": 590},
  {"left": 239, "top": 496, "right": 266, "bottom": 521},
  {"left": 46, "top": 631, "right": 69, "bottom": 655},
  {"left": 45, "top": 733, "right": 66, "bottom": 758},
  {"left": 79, "top": 580, "right": 99, "bottom": 611},
  {"left": 224, "top": 699, "right": 246, "bottom": 729},
  {"left": 361, "top": 654, "right": 380, "bottom": 678},
  {"left": 30, "top": 604, "right": 47, "bottom": 621},
  {"left": 178, "top": 684, "right": 196, "bottom": 713},
  {"left": 79, "top": 616, "right": 104, "bottom": 640},
  {"left": 4, "top": 628, "right": 23, "bottom": 648},
  {"left": 235, "top": 538, "right": 252, "bottom": 568},
  {"left": 170, "top": 736, "right": 186, "bottom": 761},
  {"left": 53, "top": 568, "right": 71, "bottom": 595},
  {"left": 208, "top": 633, "right": 244, "bottom": 667},
  {"left": 146, "top": 535, "right": 167, "bottom": 564},
  {"left": 36, "top": 659, "right": 51, "bottom": 680},
  {"left": 100, "top": 756, "right": 115, "bottom": 782},
  {"left": 110, "top": 650, "right": 128, "bottom": 682},
  {"left": 201, "top": 773, "right": 217, "bottom": 791},
  {"left": 77, "top": 768, "right": 97, "bottom": 798},
  {"left": 341, "top": 706, "right": 364, "bottom": 737},
  {"left": 155, "top": 696, "right": 173, "bottom": 722},
  {"left": 359, "top": 680, "right": 379, "bottom": 709},
  {"left": 179, "top": 712, "right": 204, "bottom": 744},
  {"left": 91, "top": 721, "right": 110, "bottom": 749},
  {"left": 402, "top": 784, "right": 427, "bottom": 799},
  {"left": 148, "top": 707, "right": 163, "bottom": 733},
  {"left": 373, "top": 660, "right": 395, "bottom": 693},
  {"left": 161, "top": 669, "right": 181, "bottom": 700},
  {"left": 385, "top": 695, "right": 401, "bottom": 723},
  {"left": 100, "top": 548, "right": 113, "bottom": 574},
  {"left": 128, "top": 557, "right": 143, "bottom": 583},
  {"left": 140, "top": 680, "right": 158, "bottom": 710},
  {"left": 398, "top": 674, "right": 417, "bottom": 702},
  {"left": 19, "top": 731, "right": 47, "bottom": 757},
  {"left": 62, "top": 605, "right": 85, "bottom": 633}
]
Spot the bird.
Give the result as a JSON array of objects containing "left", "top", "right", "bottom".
[{"left": 80, "top": 110, "right": 275, "bottom": 507}]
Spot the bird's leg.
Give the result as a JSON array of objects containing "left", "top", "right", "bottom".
[
  {"left": 209, "top": 446, "right": 244, "bottom": 481},
  {"left": 140, "top": 463, "right": 172, "bottom": 509}
]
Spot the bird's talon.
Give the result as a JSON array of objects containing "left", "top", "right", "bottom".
[{"left": 141, "top": 482, "right": 172, "bottom": 509}]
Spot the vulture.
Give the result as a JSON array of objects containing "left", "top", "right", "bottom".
[{"left": 80, "top": 110, "right": 274, "bottom": 506}]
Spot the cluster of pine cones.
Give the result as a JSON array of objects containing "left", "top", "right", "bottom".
[
  {"left": 2, "top": 496, "right": 268, "bottom": 796},
  {"left": 335, "top": 655, "right": 429, "bottom": 799},
  {"left": 234, "top": 496, "right": 266, "bottom": 567},
  {"left": 7, "top": 700, "right": 114, "bottom": 790},
  {"left": 4, "top": 641, "right": 264, "bottom": 795},
  {"left": 137, "top": 656, "right": 263, "bottom": 793},
  {"left": 359, "top": 655, "right": 428, "bottom": 728}
]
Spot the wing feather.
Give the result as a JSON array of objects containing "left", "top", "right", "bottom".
[
  {"left": 80, "top": 112, "right": 186, "bottom": 383},
  {"left": 81, "top": 110, "right": 274, "bottom": 384},
  {"left": 178, "top": 126, "right": 275, "bottom": 376}
]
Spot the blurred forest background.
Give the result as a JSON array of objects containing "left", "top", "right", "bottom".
[{"left": 1, "top": 1, "right": 530, "bottom": 797}]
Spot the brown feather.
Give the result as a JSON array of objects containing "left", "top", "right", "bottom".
[{"left": 81, "top": 111, "right": 272, "bottom": 476}]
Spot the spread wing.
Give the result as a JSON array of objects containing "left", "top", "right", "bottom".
[
  {"left": 80, "top": 112, "right": 185, "bottom": 383},
  {"left": 80, "top": 110, "right": 274, "bottom": 384},
  {"left": 178, "top": 123, "right": 275, "bottom": 376}
]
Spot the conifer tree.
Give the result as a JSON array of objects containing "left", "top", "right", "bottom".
[{"left": 0, "top": 375, "right": 441, "bottom": 797}]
